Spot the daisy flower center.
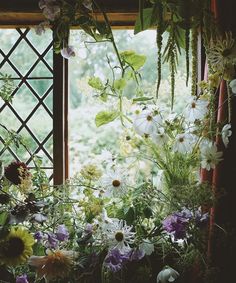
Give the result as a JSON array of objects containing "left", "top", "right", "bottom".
[
  {"left": 4, "top": 237, "right": 25, "bottom": 257},
  {"left": 222, "top": 48, "right": 231, "bottom": 57},
  {"left": 112, "top": 179, "right": 121, "bottom": 187},
  {"left": 191, "top": 102, "right": 196, "bottom": 109},
  {"left": 146, "top": 115, "right": 153, "bottom": 121},
  {"left": 179, "top": 137, "right": 184, "bottom": 143},
  {"left": 115, "top": 231, "right": 124, "bottom": 242}
]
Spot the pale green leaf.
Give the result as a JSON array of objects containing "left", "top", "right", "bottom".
[
  {"left": 88, "top": 77, "right": 104, "bottom": 90},
  {"left": 114, "top": 78, "right": 126, "bottom": 91},
  {"left": 120, "top": 50, "right": 146, "bottom": 71},
  {"left": 95, "top": 111, "right": 119, "bottom": 127}
]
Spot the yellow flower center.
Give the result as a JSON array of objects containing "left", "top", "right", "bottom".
[
  {"left": 146, "top": 115, "right": 153, "bottom": 121},
  {"left": 191, "top": 102, "right": 196, "bottom": 108},
  {"left": 115, "top": 231, "right": 124, "bottom": 242},
  {"left": 112, "top": 179, "right": 121, "bottom": 187}
]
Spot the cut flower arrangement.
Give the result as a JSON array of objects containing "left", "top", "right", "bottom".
[{"left": 0, "top": 0, "right": 236, "bottom": 283}]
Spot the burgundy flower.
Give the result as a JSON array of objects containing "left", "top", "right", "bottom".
[{"left": 4, "top": 161, "right": 30, "bottom": 185}]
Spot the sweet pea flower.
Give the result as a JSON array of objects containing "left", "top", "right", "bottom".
[
  {"left": 229, "top": 79, "right": 236, "bottom": 94},
  {"left": 56, "top": 224, "right": 69, "bottom": 241},
  {"left": 16, "top": 274, "right": 29, "bottom": 283},
  {"left": 221, "top": 124, "right": 232, "bottom": 147},
  {"left": 61, "top": 46, "right": 76, "bottom": 59},
  {"left": 157, "top": 266, "right": 179, "bottom": 283}
]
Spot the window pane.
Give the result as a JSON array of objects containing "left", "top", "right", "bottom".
[{"left": 0, "top": 29, "right": 53, "bottom": 179}]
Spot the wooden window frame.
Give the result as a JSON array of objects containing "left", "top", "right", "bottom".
[{"left": 0, "top": 0, "right": 140, "bottom": 185}]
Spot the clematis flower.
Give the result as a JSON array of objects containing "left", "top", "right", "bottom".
[
  {"left": 16, "top": 274, "right": 29, "bottom": 283},
  {"left": 61, "top": 46, "right": 76, "bottom": 59},
  {"left": 184, "top": 98, "right": 208, "bottom": 122},
  {"left": 157, "top": 266, "right": 179, "bottom": 283},
  {"left": 200, "top": 143, "right": 223, "bottom": 170},
  {"left": 105, "top": 220, "right": 135, "bottom": 253},
  {"left": 221, "top": 123, "right": 232, "bottom": 147}
]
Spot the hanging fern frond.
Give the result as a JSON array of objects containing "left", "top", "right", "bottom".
[
  {"left": 156, "top": 0, "right": 164, "bottom": 98},
  {"left": 191, "top": 27, "right": 198, "bottom": 96}
]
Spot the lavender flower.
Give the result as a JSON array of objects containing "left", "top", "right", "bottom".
[
  {"left": 56, "top": 224, "right": 69, "bottom": 241},
  {"left": 16, "top": 274, "right": 29, "bottom": 283},
  {"left": 61, "top": 46, "right": 76, "bottom": 59},
  {"left": 104, "top": 248, "right": 129, "bottom": 272}
]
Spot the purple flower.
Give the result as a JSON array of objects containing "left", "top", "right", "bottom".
[
  {"left": 46, "top": 232, "right": 58, "bottom": 249},
  {"left": 34, "top": 231, "right": 44, "bottom": 241},
  {"left": 55, "top": 224, "right": 69, "bottom": 241},
  {"left": 163, "top": 212, "right": 190, "bottom": 240},
  {"left": 61, "top": 46, "right": 76, "bottom": 59},
  {"left": 128, "top": 248, "right": 145, "bottom": 261},
  {"left": 16, "top": 274, "right": 29, "bottom": 283},
  {"left": 104, "top": 249, "right": 129, "bottom": 272},
  {"left": 39, "top": 0, "right": 60, "bottom": 21},
  {"left": 84, "top": 223, "right": 93, "bottom": 234}
]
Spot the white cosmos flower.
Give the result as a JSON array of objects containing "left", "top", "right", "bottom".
[
  {"left": 105, "top": 219, "right": 135, "bottom": 253},
  {"left": 139, "top": 239, "right": 155, "bottom": 256},
  {"left": 151, "top": 128, "right": 168, "bottom": 146},
  {"left": 133, "top": 108, "right": 162, "bottom": 136},
  {"left": 184, "top": 98, "right": 208, "bottom": 122},
  {"left": 172, "top": 133, "right": 193, "bottom": 153},
  {"left": 222, "top": 124, "right": 232, "bottom": 147},
  {"left": 200, "top": 143, "right": 223, "bottom": 170},
  {"left": 101, "top": 169, "right": 127, "bottom": 197},
  {"left": 157, "top": 266, "right": 179, "bottom": 283}
]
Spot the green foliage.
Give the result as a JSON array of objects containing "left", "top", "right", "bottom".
[
  {"left": 88, "top": 77, "right": 104, "bottom": 90},
  {"left": 120, "top": 50, "right": 146, "bottom": 71},
  {"left": 0, "top": 73, "right": 15, "bottom": 103},
  {"left": 95, "top": 110, "right": 119, "bottom": 127}
]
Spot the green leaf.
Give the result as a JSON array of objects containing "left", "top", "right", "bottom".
[
  {"left": 33, "top": 242, "right": 45, "bottom": 256},
  {"left": 100, "top": 92, "right": 108, "bottom": 102},
  {"left": 0, "top": 211, "right": 9, "bottom": 226},
  {"left": 95, "top": 111, "right": 119, "bottom": 127},
  {"left": 88, "top": 77, "right": 104, "bottom": 90},
  {"left": 114, "top": 78, "right": 126, "bottom": 91},
  {"left": 134, "top": 8, "right": 157, "bottom": 34},
  {"left": 133, "top": 96, "right": 153, "bottom": 102},
  {"left": 120, "top": 50, "right": 146, "bottom": 71},
  {"left": 124, "top": 207, "right": 136, "bottom": 225}
]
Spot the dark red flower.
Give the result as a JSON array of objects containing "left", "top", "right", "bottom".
[{"left": 4, "top": 161, "right": 30, "bottom": 185}]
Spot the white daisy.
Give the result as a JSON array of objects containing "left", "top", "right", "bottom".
[
  {"left": 105, "top": 220, "right": 135, "bottom": 253},
  {"left": 100, "top": 169, "right": 127, "bottom": 197},
  {"left": 133, "top": 108, "right": 163, "bottom": 136},
  {"left": 157, "top": 266, "right": 179, "bottom": 283},
  {"left": 184, "top": 98, "right": 208, "bottom": 122},
  {"left": 200, "top": 143, "right": 223, "bottom": 170},
  {"left": 221, "top": 124, "right": 232, "bottom": 147},
  {"left": 172, "top": 133, "right": 193, "bottom": 154}
]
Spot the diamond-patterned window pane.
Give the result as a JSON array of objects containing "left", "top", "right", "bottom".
[{"left": 0, "top": 28, "right": 53, "bottom": 180}]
